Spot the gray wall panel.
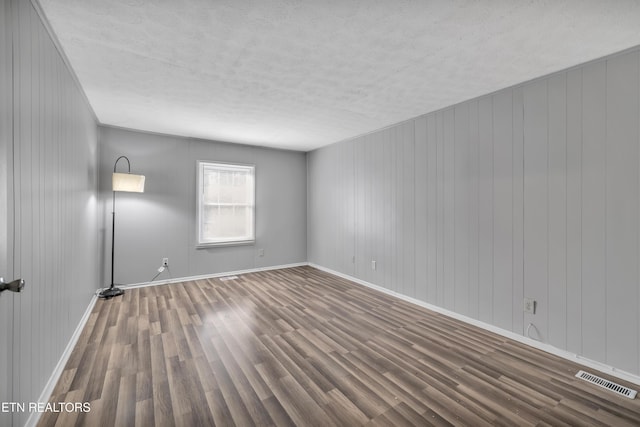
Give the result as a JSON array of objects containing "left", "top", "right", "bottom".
[
  {"left": 467, "top": 101, "right": 480, "bottom": 320},
  {"left": 565, "top": 69, "right": 583, "bottom": 356},
  {"left": 436, "top": 111, "right": 445, "bottom": 306},
  {"left": 523, "top": 79, "right": 549, "bottom": 342},
  {"left": 340, "top": 141, "right": 355, "bottom": 276},
  {"left": 355, "top": 138, "right": 364, "bottom": 279},
  {"left": 581, "top": 61, "right": 607, "bottom": 363},
  {"left": 493, "top": 90, "right": 514, "bottom": 331},
  {"left": 477, "top": 97, "right": 494, "bottom": 323},
  {"left": 376, "top": 130, "right": 385, "bottom": 288},
  {"left": 99, "top": 127, "right": 307, "bottom": 285},
  {"left": 402, "top": 121, "right": 416, "bottom": 298},
  {"left": 414, "top": 117, "right": 428, "bottom": 302},
  {"left": 373, "top": 133, "right": 384, "bottom": 287},
  {"left": 511, "top": 87, "right": 525, "bottom": 336},
  {"left": 371, "top": 133, "right": 382, "bottom": 286},
  {"left": 0, "top": 1, "right": 12, "bottom": 425},
  {"left": 8, "top": 0, "right": 99, "bottom": 424},
  {"left": 605, "top": 51, "right": 639, "bottom": 372},
  {"left": 308, "top": 147, "right": 332, "bottom": 268},
  {"left": 454, "top": 104, "right": 469, "bottom": 315},
  {"left": 426, "top": 114, "right": 438, "bottom": 303},
  {"left": 307, "top": 45, "right": 640, "bottom": 376},
  {"left": 443, "top": 109, "right": 455, "bottom": 310},
  {"left": 393, "top": 128, "right": 400, "bottom": 291},
  {"left": 254, "top": 146, "right": 307, "bottom": 268},
  {"left": 548, "top": 74, "right": 568, "bottom": 349},
  {"left": 393, "top": 127, "right": 403, "bottom": 292}
]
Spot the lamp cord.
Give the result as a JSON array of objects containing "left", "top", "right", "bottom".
[{"left": 150, "top": 266, "right": 171, "bottom": 282}]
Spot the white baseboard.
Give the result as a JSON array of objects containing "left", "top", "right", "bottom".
[
  {"left": 120, "top": 262, "right": 309, "bottom": 290},
  {"left": 25, "top": 293, "right": 99, "bottom": 427},
  {"left": 26, "top": 262, "right": 307, "bottom": 426},
  {"left": 309, "top": 263, "right": 640, "bottom": 388},
  {"left": 28, "top": 260, "right": 639, "bottom": 427}
]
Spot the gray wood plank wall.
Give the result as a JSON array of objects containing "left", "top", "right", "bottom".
[
  {"left": 307, "top": 48, "right": 640, "bottom": 376},
  {"left": 1, "top": 1, "right": 14, "bottom": 426},
  {"left": 5, "top": 0, "right": 99, "bottom": 425}
]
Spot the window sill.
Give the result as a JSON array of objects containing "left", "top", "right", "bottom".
[{"left": 196, "top": 240, "right": 255, "bottom": 249}]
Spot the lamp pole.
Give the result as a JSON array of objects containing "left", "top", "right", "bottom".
[{"left": 100, "top": 156, "right": 132, "bottom": 299}]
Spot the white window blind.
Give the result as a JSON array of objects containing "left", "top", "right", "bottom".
[{"left": 197, "top": 161, "right": 255, "bottom": 246}]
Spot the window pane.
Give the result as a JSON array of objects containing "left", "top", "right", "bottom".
[
  {"left": 202, "top": 206, "right": 251, "bottom": 240},
  {"left": 198, "top": 162, "right": 255, "bottom": 245}
]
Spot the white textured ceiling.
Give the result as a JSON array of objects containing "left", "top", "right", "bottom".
[{"left": 39, "top": 0, "right": 640, "bottom": 151}]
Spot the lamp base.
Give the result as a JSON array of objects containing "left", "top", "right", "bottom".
[{"left": 99, "top": 286, "right": 125, "bottom": 299}]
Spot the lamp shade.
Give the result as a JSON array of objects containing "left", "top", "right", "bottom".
[{"left": 112, "top": 172, "right": 145, "bottom": 193}]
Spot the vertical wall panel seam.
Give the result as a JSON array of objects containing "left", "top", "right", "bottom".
[
  {"left": 453, "top": 110, "right": 456, "bottom": 308},
  {"left": 522, "top": 92, "right": 526, "bottom": 338},
  {"left": 521, "top": 92, "right": 525, "bottom": 334},
  {"left": 426, "top": 118, "right": 429, "bottom": 300},
  {"left": 35, "top": 11, "right": 41, "bottom": 395},
  {"left": 579, "top": 68, "right": 584, "bottom": 356},
  {"left": 564, "top": 72, "right": 569, "bottom": 347},
  {"left": 437, "top": 114, "right": 440, "bottom": 304},
  {"left": 637, "top": 49, "right": 640, "bottom": 375},
  {"left": 440, "top": 114, "right": 443, "bottom": 304},
  {"left": 413, "top": 120, "right": 417, "bottom": 297},
  {"left": 27, "top": 0, "right": 34, "bottom": 402},
  {"left": 491, "top": 96, "right": 495, "bottom": 323},
  {"left": 368, "top": 138, "right": 373, "bottom": 285},
  {"left": 12, "top": 5, "right": 19, "bottom": 409},
  {"left": 604, "top": 59, "right": 608, "bottom": 364},
  {"left": 354, "top": 142, "right": 358, "bottom": 276},
  {"left": 441, "top": 114, "right": 444, "bottom": 305},
  {"left": 468, "top": 107, "right": 473, "bottom": 316},
  {"left": 25, "top": 0, "right": 32, "bottom": 402},
  {"left": 478, "top": 104, "right": 481, "bottom": 318},
  {"left": 638, "top": 51, "right": 640, "bottom": 374},
  {"left": 546, "top": 79, "right": 550, "bottom": 342},
  {"left": 467, "top": 109, "right": 471, "bottom": 315},
  {"left": 477, "top": 104, "right": 480, "bottom": 318},
  {"left": 39, "top": 17, "right": 45, "bottom": 391},
  {"left": 511, "top": 89, "right": 515, "bottom": 332},
  {"left": 8, "top": 0, "right": 16, "bottom": 412}
]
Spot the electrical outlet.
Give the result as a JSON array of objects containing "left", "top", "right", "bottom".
[
  {"left": 524, "top": 297, "right": 536, "bottom": 314},
  {"left": 258, "top": 248, "right": 265, "bottom": 257},
  {"left": 162, "top": 258, "right": 169, "bottom": 267},
  {"left": 371, "top": 260, "right": 376, "bottom": 271}
]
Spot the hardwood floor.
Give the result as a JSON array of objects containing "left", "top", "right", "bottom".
[{"left": 39, "top": 266, "right": 640, "bottom": 426}]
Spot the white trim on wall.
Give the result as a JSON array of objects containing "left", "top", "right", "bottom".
[
  {"left": 309, "top": 263, "right": 640, "bottom": 388},
  {"left": 25, "top": 294, "right": 99, "bottom": 427},
  {"left": 119, "top": 262, "right": 309, "bottom": 290},
  {"left": 27, "top": 261, "right": 306, "bottom": 426},
  {"left": 27, "top": 261, "right": 640, "bottom": 427}
]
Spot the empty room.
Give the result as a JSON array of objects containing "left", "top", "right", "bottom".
[{"left": 3, "top": 0, "right": 640, "bottom": 426}]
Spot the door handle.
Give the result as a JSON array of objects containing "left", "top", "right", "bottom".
[{"left": 0, "top": 277, "right": 25, "bottom": 293}]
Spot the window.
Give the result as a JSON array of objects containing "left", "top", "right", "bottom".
[{"left": 197, "top": 161, "right": 255, "bottom": 246}]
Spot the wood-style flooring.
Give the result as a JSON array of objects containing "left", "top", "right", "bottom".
[{"left": 39, "top": 266, "right": 640, "bottom": 426}]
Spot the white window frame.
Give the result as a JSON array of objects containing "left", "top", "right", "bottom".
[{"left": 197, "top": 161, "right": 255, "bottom": 247}]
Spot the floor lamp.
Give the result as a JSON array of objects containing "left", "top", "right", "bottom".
[{"left": 99, "top": 155, "right": 145, "bottom": 299}]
